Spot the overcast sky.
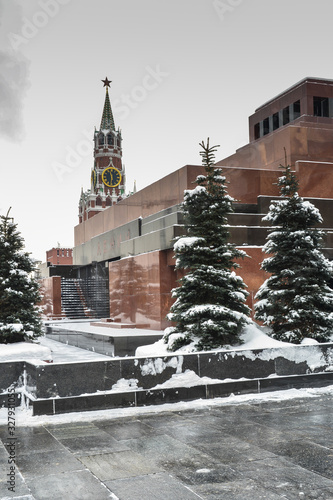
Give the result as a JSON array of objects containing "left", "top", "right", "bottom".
[{"left": 1, "top": 0, "right": 333, "bottom": 261}]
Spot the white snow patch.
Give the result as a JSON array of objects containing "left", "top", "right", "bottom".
[
  {"left": 173, "top": 236, "right": 204, "bottom": 252},
  {"left": 140, "top": 356, "right": 183, "bottom": 376},
  {"left": 0, "top": 342, "right": 52, "bottom": 363},
  {"left": 301, "top": 338, "right": 319, "bottom": 346},
  {"left": 239, "top": 322, "right": 287, "bottom": 349},
  {"left": 151, "top": 369, "right": 224, "bottom": 389},
  {"left": 111, "top": 378, "right": 139, "bottom": 392},
  {"left": 136, "top": 338, "right": 170, "bottom": 357},
  {"left": 1, "top": 385, "right": 332, "bottom": 427}
]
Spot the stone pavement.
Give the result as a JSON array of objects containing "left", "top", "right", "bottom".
[{"left": 0, "top": 392, "right": 333, "bottom": 500}]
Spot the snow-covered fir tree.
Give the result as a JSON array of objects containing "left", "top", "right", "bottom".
[
  {"left": 255, "top": 165, "right": 333, "bottom": 343},
  {"left": 0, "top": 209, "right": 43, "bottom": 343},
  {"left": 164, "top": 139, "right": 250, "bottom": 351}
]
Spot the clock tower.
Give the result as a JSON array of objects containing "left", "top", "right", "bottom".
[{"left": 78, "top": 78, "right": 126, "bottom": 223}]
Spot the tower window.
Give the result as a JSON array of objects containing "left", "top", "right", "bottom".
[
  {"left": 313, "top": 96, "right": 329, "bottom": 117},
  {"left": 282, "top": 106, "right": 290, "bottom": 125},
  {"left": 254, "top": 123, "right": 260, "bottom": 140},
  {"left": 117, "top": 136, "right": 121, "bottom": 147},
  {"left": 263, "top": 117, "right": 270, "bottom": 135},
  {"left": 293, "top": 100, "right": 301, "bottom": 119},
  {"left": 107, "top": 134, "right": 113, "bottom": 146},
  {"left": 273, "top": 112, "right": 279, "bottom": 130},
  {"left": 96, "top": 196, "right": 102, "bottom": 206},
  {"left": 98, "top": 133, "right": 104, "bottom": 146}
]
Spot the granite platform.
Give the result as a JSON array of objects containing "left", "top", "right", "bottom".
[{"left": 45, "top": 324, "right": 163, "bottom": 357}]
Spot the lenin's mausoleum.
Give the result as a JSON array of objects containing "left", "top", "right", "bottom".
[{"left": 39, "top": 77, "right": 333, "bottom": 329}]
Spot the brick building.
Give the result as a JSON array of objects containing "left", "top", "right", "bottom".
[{"left": 46, "top": 247, "right": 73, "bottom": 266}]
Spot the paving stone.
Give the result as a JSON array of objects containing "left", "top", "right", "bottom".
[
  {"left": 221, "top": 420, "right": 298, "bottom": 449},
  {"left": 234, "top": 459, "right": 333, "bottom": 499},
  {"left": 122, "top": 434, "right": 202, "bottom": 466},
  {"left": 14, "top": 449, "right": 83, "bottom": 479},
  {"left": 25, "top": 469, "right": 115, "bottom": 500},
  {"left": 161, "top": 455, "right": 238, "bottom": 485},
  {"left": 2, "top": 429, "right": 65, "bottom": 456},
  {"left": 296, "top": 425, "right": 333, "bottom": 449},
  {"left": 95, "top": 419, "right": 161, "bottom": 440},
  {"left": 191, "top": 434, "right": 277, "bottom": 464},
  {"left": 137, "top": 411, "right": 187, "bottom": 429},
  {"left": 78, "top": 449, "right": 161, "bottom": 480},
  {"left": 267, "top": 439, "right": 333, "bottom": 479},
  {"left": 249, "top": 408, "right": 333, "bottom": 431},
  {"left": 160, "top": 420, "right": 227, "bottom": 445},
  {"left": 105, "top": 472, "right": 204, "bottom": 500},
  {"left": 0, "top": 465, "right": 33, "bottom": 499},
  {"left": 59, "top": 431, "right": 129, "bottom": 456},
  {"left": 192, "top": 478, "right": 293, "bottom": 499},
  {"left": 45, "top": 422, "right": 101, "bottom": 440},
  {"left": 0, "top": 425, "right": 47, "bottom": 443}
]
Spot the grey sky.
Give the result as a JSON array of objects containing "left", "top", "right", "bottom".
[{"left": 1, "top": 0, "right": 332, "bottom": 260}]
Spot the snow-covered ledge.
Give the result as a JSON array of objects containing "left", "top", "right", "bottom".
[{"left": 17, "top": 341, "right": 333, "bottom": 415}]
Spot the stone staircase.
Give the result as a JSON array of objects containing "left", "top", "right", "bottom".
[
  {"left": 60, "top": 277, "right": 110, "bottom": 320},
  {"left": 61, "top": 279, "right": 86, "bottom": 319}
]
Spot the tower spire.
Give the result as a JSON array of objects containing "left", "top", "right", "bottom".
[{"left": 100, "top": 78, "right": 115, "bottom": 131}]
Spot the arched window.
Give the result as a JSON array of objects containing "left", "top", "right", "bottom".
[
  {"left": 96, "top": 196, "right": 102, "bottom": 206},
  {"left": 107, "top": 133, "right": 114, "bottom": 146},
  {"left": 98, "top": 133, "right": 104, "bottom": 146},
  {"left": 117, "top": 135, "right": 121, "bottom": 147},
  {"left": 106, "top": 197, "right": 111, "bottom": 206}
]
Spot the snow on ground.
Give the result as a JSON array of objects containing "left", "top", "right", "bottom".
[
  {"left": 0, "top": 342, "right": 52, "bottom": 363},
  {"left": 0, "top": 384, "right": 332, "bottom": 427},
  {"left": 135, "top": 321, "right": 328, "bottom": 357},
  {"left": 39, "top": 337, "right": 112, "bottom": 363}
]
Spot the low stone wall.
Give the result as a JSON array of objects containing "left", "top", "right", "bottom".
[
  {"left": 0, "top": 361, "right": 25, "bottom": 407},
  {"left": 24, "top": 343, "right": 333, "bottom": 401},
  {"left": 1, "top": 343, "right": 333, "bottom": 414}
]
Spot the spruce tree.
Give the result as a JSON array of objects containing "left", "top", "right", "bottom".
[
  {"left": 164, "top": 139, "right": 250, "bottom": 351},
  {"left": 255, "top": 165, "right": 333, "bottom": 343},
  {"left": 0, "top": 209, "right": 43, "bottom": 343}
]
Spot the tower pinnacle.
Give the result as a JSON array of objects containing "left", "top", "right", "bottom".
[
  {"left": 101, "top": 77, "right": 112, "bottom": 87},
  {"left": 100, "top": 78, "right": 115, "bottom": 131}
]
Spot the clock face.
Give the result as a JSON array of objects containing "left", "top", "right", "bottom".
[
  {"left": 91, "top": 169, "right": 97, "bottom": 189},
  {"left": 101, "top": 167, "right": 122, "bottom": 188}
]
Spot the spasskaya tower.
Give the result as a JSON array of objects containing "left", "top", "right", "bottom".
[{"left": 78, "top": 78, "right": 126, "bottom": 223}]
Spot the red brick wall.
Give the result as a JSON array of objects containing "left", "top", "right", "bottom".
[{"left": 46, "top": 248, "right": 73, "bottom": 266}]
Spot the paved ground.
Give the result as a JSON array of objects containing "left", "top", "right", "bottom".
[{"left": 0, "top": 391, "right": 333, "bottom": 499}]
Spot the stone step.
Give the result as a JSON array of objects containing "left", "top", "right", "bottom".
[
  {"left": 30, "top": 371, "right": 333, "bottom": 416},
  {"left": 90, "top": 321, "right": 150, "bottom": 329}
]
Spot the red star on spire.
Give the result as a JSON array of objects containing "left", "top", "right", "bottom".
[{"left": 102, "top": 77, "right": 112, "bottom": 87}]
